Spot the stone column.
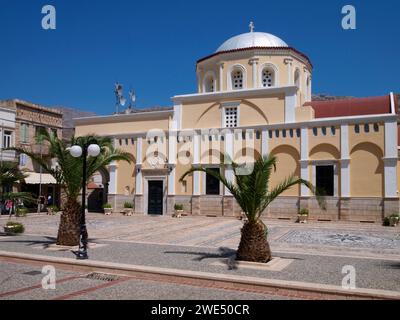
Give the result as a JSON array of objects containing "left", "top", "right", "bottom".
[
  {"left": 168, "top": 131, "right": 176, "bottom": 196},
  {"left": 217, "top": 62, "right": 224, "bottom": 92},
  {"left": 261, "top": 128, "right": 269, "bottom": 157},
  {"left": 134, "top": 137, "right": 144, "bottom": 214},
  {"left": 384, "top": 120, "right": 399, "bottom": 216},
  {"left": 108, "top": 161, "right": 118, "bottom": 210},
  {"left": 299, "top": 126, "right": 310, "bottom": 211},
  {"left": 223, "top": 129, "right": 234, "bottom": 216},
  {"left": 284, "top": 58, "right": 293, "bottom": 86},
  {"left": 340, "top": 124, "right": 350, "bottom": 198},
  {"left": 249, "top": 58, "right": 259, "bottom": 89},
  {"left": 300, "top": 127, "right": 309, "bottom": 197},
  {"left": 193, "top": 132, "right": 201, "bottom": 196}
]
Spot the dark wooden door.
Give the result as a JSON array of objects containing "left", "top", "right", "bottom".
[{"left": 148, "top": 181, "right": 163, "bottom": 215}]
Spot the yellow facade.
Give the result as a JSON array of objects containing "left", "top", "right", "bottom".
[{"left": 74, "top": 27, "right": 399, "bottom": 221}]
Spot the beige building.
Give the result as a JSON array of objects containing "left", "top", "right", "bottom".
[
  {"left": 0, "top": 99, "right": 63, "bottom": 208},
  {"left": 0, "top": 106, "right": 16, "bottom": 163},
  {"left": 74, "top": 27, "right": 399, "bottom": 222}
]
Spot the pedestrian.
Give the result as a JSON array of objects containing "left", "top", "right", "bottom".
[
  {"left": 47, "top": 194, "right": 53, "bottom": 206},
  {"left": 5, "top": 199, "right": 13, "bottom": 216},
  {"left": 38, "top": 196, "right": 45, "bottom": 212}
]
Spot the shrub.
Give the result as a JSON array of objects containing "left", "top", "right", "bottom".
[
  {"left": 174, "top": 204, "right": 184, "bottom": 211},
  {"left": 124, "top": 202, "right": 133, "bottom": 209},
  {"left": 103, "top": 203, "right": 112, "bottom": 209},
  {"left": 299, "top": 208, "right": 309, "bottom": 216},
  {"left": 389, "top": 213, "right": 400, "bottom": 219},
  {"left": 16, "top": 207, "right": 28, "bottom": 217},
  {"left": 5, "top": 221, "right": 25, "bottom": 234},
  {"left": 48, "top": 205, "right": 59, "bottom": 212},
  {"left": 383, "top": 217, "right": 390, "bottom": 226}
]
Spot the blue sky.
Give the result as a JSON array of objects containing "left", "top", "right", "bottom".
[{"left": 0, "top": 0, "right": 399, "bottom": 115}]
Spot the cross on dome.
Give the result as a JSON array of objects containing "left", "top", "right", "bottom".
[{"left": 249, "top": 21, "right": 255, "bottom": 32}]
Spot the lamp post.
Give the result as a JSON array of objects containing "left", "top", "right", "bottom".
[{"left": 69, "top": 141, "right": 101, "bottom": 260}]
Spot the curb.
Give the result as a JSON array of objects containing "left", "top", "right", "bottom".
[{"left": 0, "top": 250, "right": 399, "bottom": 300}]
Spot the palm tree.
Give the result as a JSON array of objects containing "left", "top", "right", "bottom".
[
  {"left": 10, "top": 131, "right": 131, "bottom": 245},
  {"left": 180, "top": 155, "right": 323, "bottom": 263},
  {"left": 0, "top": 162, "right": 33, "bottom": 216}
]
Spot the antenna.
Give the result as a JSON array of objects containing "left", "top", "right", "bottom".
[
  {"left": 114, "top": 82, "right": 125, "bottom": 114},
  {"left": 129, "top": 90, "right": 136, "bottom": 109}
]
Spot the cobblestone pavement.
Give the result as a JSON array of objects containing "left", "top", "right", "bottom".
[
  {"left": 1, "top": 213, "right": 399, "bottom": 260},
  {"left": 0, "top": 260, "right": 291, "bottom": 300}
]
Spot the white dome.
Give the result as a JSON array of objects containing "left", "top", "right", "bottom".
[{"left": 216, "top": 32, "right": 288, "bottom": 52}]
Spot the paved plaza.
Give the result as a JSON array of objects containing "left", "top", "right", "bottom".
[
  {"left": 3, "top": 213, "right": 399, "bottom": 259},
  {"left": 0, "top": 213, "right": 399, "bottom": 299}
]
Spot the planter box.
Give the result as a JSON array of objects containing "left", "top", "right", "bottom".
[
  {"left": 122, "top": 208, "right": 134, "bottom": 216},
  {"left": 389, "top": 217, "right": 399, "bottom": 227},
  {"left": 172, "top": 210, "right": 184, "bottom": 218},
  {"left": 104, "top": 208, "right": 113, "bottom": 215},
  {"left": 47, "top": 208, "right": 57, "bottom": 215},
  {"left": 3, "top": 225, "right": 23, "bottom": 235},
  {"left": 298, "top": 215, "right": 308, "bottom": 224}
]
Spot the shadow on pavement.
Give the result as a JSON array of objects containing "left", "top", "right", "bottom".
[{"left": 164, "top": 247, "right": 239, "bottom": 270}]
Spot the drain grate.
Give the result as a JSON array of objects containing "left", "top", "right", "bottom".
[
  {"left": 23, "top": 270, "right": 42, "bottom": 276},
  {"left": 84, "top": 272, "right": 121, "bottom": 282}
]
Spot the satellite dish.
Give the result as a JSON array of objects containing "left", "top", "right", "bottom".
[
  {"left": 120, "top": 97, "right": 126, "bottom": 106},
  {"left": 129, "top": 91, "right": 136, "bottom": 103},
  {"left": 115, "top": 83, "right": 123, "bottom": 96}
]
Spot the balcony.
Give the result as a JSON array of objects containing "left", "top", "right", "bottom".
[{"left": 0, "top": 150, "right": 16, "bottom": 162}]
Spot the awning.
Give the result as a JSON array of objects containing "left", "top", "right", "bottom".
[{"left": 24, "top": 173, "right": 57, "bottom": 185}]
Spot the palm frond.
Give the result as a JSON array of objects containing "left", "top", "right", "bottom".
[{"left": 180, "top": 154, "right": 325, "bottom": 224}]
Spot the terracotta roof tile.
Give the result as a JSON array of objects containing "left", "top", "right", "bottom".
[{"left": 304, "top": 95, "right": 392, "bottom": 118}]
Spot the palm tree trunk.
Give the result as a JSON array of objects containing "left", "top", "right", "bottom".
[
  {"left": 56, "top": 197, "right": 81, "bottom": 246},
  {"left": 236, "top": 221, "right": 272, "bottom": 263}
]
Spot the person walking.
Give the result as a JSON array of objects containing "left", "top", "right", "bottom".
[
  {"left": 47, "top": 194, "right": 53, "bottom": 206},
  {"left": 5, "top": 199, "right": 13, "bottom": 217}
]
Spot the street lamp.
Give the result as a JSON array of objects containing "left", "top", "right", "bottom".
[{"left": 69, "top": 141, "right": 101, "bottom": 260}]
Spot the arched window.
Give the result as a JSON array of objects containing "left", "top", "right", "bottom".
[
  {"left": 204, "top": 76, "right": 215, "bottom": 92},
  {"left": 231, "top": 69, "right": 243, "bottom": 90},
  {"left": 261, "top": 67, "right": 275, "bottom": 87},
  {"left": 203, "top": 71, "right": 216, "bottom": 93},
  {"left": 294, "top": 69, "right": 300, "bottom": 88}
]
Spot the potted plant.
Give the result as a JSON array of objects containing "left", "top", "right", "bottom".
[
  {"left": 173, "top": 204, "right": 184, "bottom": 218},
  {"left": 103, "top": 203, "right": 113, "bottom": 215},
  {"left": 123, "top": 202, "right": 134, "bottom": 216},
  {"left": 298, "top": 208, "right": 309, "bottom": 224},
  {"left": 47, "top": 205, "right": 59, "bottom": 215},
  {"left": 4, "top": 221, "right": 25, "bottom": 235},
  {"left": 389, "top": 214, "right": 400, "bottom": 227},
  {"left": 16, "top": 207, "right": 28, "bottom": 217}
]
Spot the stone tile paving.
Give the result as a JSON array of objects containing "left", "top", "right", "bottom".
[
  {"left": 1, "top": 213, "right": 399, "bottom": 259},
  {"left": 0, "top": 235, "right": 399, "bottom": 292},
  {"left": 0, "top": 261, "right": 290, "bottom": 300}
]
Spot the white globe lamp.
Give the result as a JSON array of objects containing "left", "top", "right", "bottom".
[
  {"left": 69, "top": 145, "right": 83, "bottom": 158},
  {"left": 88, "top": 144, "right": 101, "bottom": 157}
]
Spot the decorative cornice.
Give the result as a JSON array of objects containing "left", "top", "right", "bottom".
[
  {"left": 172, "top": 86, "right": 298, "bottom": 104},
  {"left": 284, "top": 58, "right": 293, "bottom": 65},
  {"left": 74, "top": 109, "right": 173, "bottom": 126},
  {"left": 104, "top": 113, "right": 397, "bottom": 139},
  {"left": 197, "top": 47, "right": 313, "bottom": 69}
]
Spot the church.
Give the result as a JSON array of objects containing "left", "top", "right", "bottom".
[{"left": 74, "top": 24, "right": 399, "bottom": 222}]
